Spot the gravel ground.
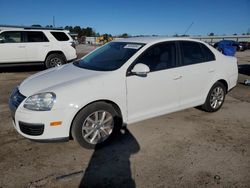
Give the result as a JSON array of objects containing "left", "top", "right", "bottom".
[{"left": 0, "top": 47, "right": 249, "bottom": 188}]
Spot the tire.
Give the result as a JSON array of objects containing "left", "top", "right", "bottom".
[
  {"left": 71, "top": 102, "right": 122, "bottom": 149},
  {"left": 45, "top": 53, "right": 66, "bottom": 68},
  {"left": 201, "top": 82, "right": 226, "bottom": 112}
]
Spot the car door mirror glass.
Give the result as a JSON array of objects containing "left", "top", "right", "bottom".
[{"left": 131, "top": 63, "right": 150, "bottom": 77}]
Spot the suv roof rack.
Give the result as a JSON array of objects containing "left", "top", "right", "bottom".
[{"left": 0, "top": 25, "right": 64, "bottom": 30}]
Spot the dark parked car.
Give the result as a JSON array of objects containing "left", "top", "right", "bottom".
[{"left": 239, "top": 41, "right": 250, "bottom": 50}]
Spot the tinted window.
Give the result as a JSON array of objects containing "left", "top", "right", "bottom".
[
  {"left": 0, "top": 31, "right": 22, "bottom": 43},
  {"left": 134, "top": 42, "right": 176, "bottom": 72},
  {"left": 181, "top": 41, "right": 205, "bottom": 65},
  {"left": 51, "top": 32, "right": 69, "bottom": 41},
  {"left": 74, "top": 42, "right": 144, "bottom": 71},
  {"left": 26, "top": 31, "right": 48, "bottom": 42},
  {"left": 200, "top": 43, "right": 215, "bottom": 62}
]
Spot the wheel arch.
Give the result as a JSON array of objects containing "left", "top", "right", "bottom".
[
  {"left": 69, "top": 99, "right": 123, "bottom": 139},
  {"left": 201, "top": 79, "right": 228, "bottom": 112},
  {"left": 202, "top": 78, "right": 229, "bottom": 105},
  {"left": 217, "top": 79, "right": 228, "bottom": 93},
  {"left": 44, "top": 51, "right": 66, "bottom": 62}
]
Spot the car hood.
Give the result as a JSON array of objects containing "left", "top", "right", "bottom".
[{"left": 19, "top": 63, "right": 106, "bottom": 96}]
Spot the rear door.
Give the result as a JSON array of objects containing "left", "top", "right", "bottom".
[
  {"left": 177, "top": 41, "right": 216, "bottom": 108},
  {"left": 23, "top": 31, "right": 50, "bottom": 62},
  {"left": 0, "top": 31, "right": 26, "bottom": 63}
]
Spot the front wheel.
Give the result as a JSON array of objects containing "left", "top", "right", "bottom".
[
  {"left": 71, "top": 102, "right": 121, "bottom": 149},
  {"left": 202, "top": 82, "right": 226, "bottom": 112}
]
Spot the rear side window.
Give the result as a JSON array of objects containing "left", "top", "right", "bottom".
[
  {"left": 200, "top": 43, "right": 215, "bottom": 62},
  {"left": 180, "top": 41, "right": 215, "bottom": 66},
  {"left": 50, "top": 32, "right": 69, "bottom": 41},
  {"left": 26, "top": 31, "right": 49, "bottom": 42},
  {"left": 0, "top": 31, "right": 22, "bottom": 43},
  {"left": 180, "top": 41, "right": 204, "bottom": 65}
]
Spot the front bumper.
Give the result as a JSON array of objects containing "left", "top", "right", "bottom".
[
  {"left": 19, "top": 121, "right": 45, "bottom": 136},
  {"left": 9, "top": 88, "right": 73, "bottom": 141}
]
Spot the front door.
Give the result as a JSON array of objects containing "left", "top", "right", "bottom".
[
  {"left": 126, "top": 42, "right": 182, "bottom": 123},
  {"left": 0, "top": 31, "right": 26, "bottom": 63}
]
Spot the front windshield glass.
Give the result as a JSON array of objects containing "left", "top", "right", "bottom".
[{"left": 74, "top": 42, "right": 144, "bottom": 71}]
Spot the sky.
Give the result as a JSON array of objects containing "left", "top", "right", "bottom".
[{"left": 0, "top": 0, "right": 249, "bottom": 36}]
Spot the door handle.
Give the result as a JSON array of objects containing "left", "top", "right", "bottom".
[
  {"left": 18, "top": 46, "right": 26, "bottom": 48},
  {"left": 173, "top": 76, "right": 182, "bottom": 80},
  {"left": 208, "top": 70, "right": 215, "bottom": 73}
]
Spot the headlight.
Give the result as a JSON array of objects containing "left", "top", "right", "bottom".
[{"left": 23, "top": 92, "right": 56, "bottom": 111}]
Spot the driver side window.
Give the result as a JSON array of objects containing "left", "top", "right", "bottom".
[
  {"left": 0, "top": 31, "right": 22, "bottom": 43},
  {"left": 133, "top": 42, "right": 176, "bottom": 72}
]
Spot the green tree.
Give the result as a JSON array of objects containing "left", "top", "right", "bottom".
[
  {"left": 73, "top": 26, "right": 83, "bottom": 37},
  {"left": 65, "top": 26, "right": 73, "bottom": 31},
  {"left": 85, "top": 27, "right": 93, "bottom": 37},
  {"left": 64, "top": 25, "right": 96, "bottom": 37},
  {"left": 121, "top": 33, "right": 129, "bottom": 38},
  {"left": 31, "top": 24, "right": 42, "bottom": 27}
]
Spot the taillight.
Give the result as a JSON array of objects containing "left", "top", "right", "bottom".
[{"left": 70, "top": 41, "right": 76, "bottom": 49}]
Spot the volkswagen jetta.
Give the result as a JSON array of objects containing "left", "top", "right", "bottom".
[{"left": 9, "top": 37, "right": 238, "bottom": 148}]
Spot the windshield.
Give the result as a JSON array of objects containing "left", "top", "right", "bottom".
[{"left": 74, "top": 42, "right": 144, "bottom": 71}]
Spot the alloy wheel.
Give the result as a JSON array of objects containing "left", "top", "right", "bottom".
[
  {"left": 210, "top": 86, "right": 224, "bottom": 109},
  {"left": 82, "top": 111, "right": 114, "bottom": 144},
  {"left": 50, "top": 57, "right": 62, "bottom": 67}
]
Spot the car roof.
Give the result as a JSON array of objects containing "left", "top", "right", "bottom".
[
  {"left": 0, "top": 28, "right": 69, "bottom": 32},
  {"left": 115, "top": 37, "right": 203, "bottom": 45},
  {"left": 220, "top": 40, "right": 237, "bottom": 43}
]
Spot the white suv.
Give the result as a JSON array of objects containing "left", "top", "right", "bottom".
[
  {"left": 0, "top": 27, "right": 77, "bottom": 68},
  {"left": 9, "top": 37, "right": 238, "bottom": 149}
]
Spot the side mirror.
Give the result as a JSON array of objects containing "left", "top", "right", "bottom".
[{"left": 131, "top": 63, "right": 150, "bottom": 77}]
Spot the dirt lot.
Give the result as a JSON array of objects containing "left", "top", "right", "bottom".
[{"left": 0, "top": 46, "right": 249, "bottom": 188}]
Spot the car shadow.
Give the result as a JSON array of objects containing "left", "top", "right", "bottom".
[
  {"left": 238, "top": 64, "right": 250, "bottom": 76},
  {"left": 0, "top": 65, "right": 45, "bottom": 73},
  {"left": 79, "top": 127, "right": 140, "bottom": 188}
]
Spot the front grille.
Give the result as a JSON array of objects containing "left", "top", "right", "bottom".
[
  {"left": 10, "top": 88, "right": 26, "bottom": 108},
  {"left": 9, "top": 87, "right": 26, "bottom": 118},
  {"left": 19, "top": 121, "right": 44, "bottom": 136}
]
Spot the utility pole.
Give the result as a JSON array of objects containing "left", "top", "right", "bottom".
[{"left": 53, "top": 16, "right": 55, "bottom": 27}]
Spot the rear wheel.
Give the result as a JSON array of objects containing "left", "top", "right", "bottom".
[
  {"left": 202, "top": 82, "right": 226, "bottom": 112},
  {"left": 71, "top": 102, "right": 121, "bottom": 149},
  {"left": 45, "top": 53, "right": 66, "bottom": 68}
]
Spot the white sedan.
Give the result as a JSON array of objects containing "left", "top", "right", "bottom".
[{"left": 9, "top": 37, "right": 238, "bottom": 148}]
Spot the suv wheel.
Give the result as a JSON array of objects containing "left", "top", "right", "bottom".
[
  {"left": 45, "top": 53, "right": 66, "bottom": 68},
  {"left": 202, "top": 82, "right": 226, "bottom": 112},
  {"left": 71, "top": 102, "right": 121, "bottom": 149}
]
